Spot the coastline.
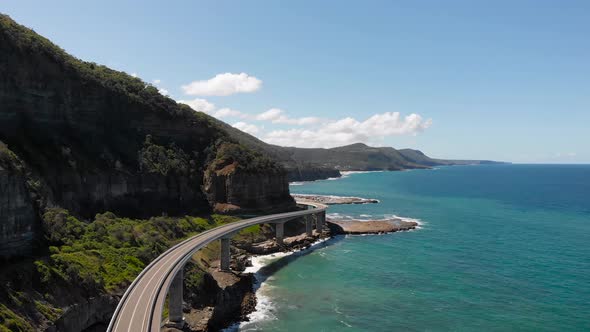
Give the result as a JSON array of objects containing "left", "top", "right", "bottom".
[
  {"left": 201, "top": 178, "right": 424, "bottom": 331},
  {"left": 217, "top": 198, "right": 422, "bottom": 331},
  {"left": 291, "top": 193, "right": 380, "bottom": 205},
  {"left": 222, "top": 236, "right": 332, "bottom": 331},
  {"left": 222, "top": 217, "right": 422, "bottom": 331},
  {"left": 289, "top": 170, "right": 385, "bottom": 185}
]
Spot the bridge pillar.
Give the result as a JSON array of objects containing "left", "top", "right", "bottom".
[
  {"left": 168, "top": 269, "right": 184, "bottom": 327},
  {"left": 275, "top": 222, "right": 284, "bottom": 245},
  {"left": 220, "top": 237, "right": 231, "bottom": 272},
  {"left": 305, "top": 215, "right": 313, "bottom": 237},
  {"left": 315, "top": 212, "right": 324, "bottom": 234}
]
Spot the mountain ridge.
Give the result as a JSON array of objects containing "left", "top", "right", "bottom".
[
  {"left": 0, "top": 13, "right": 295, "bottom": 258},
  {"left": 212, "top": 125, "right": 506, "bottom": 179},
  {"left": 207, "top": 120, "right": 505, "bottom": 180}
]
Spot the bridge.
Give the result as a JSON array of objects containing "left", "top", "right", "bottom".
[{"left": 107, "top": 200, "right": 328, "bottom": 332}]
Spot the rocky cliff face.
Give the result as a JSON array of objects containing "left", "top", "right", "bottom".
[
  {"left": 51, "top": 295, "right": 117, "bottom": 332},
  {"left": 0, "top": 166, "right": 35, "bottom": 257},
  {"left": 285, "top": 166, "right": 341, "bottom": 182},
  {"left": 0, "top": 18, "right": 213, "bottom": 218},
  {"left": 0, "top": 15, "right": 294, "bottom": 258},
  {"left": 204, "top": 169, "right": 294, "bottom": 214},
  {"left": 203, "top": 144, "right": 295, "bottom": 214}
]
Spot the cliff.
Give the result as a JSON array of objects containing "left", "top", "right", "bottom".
[
  {"left": 203, "top": 143, "right": 294, "bottom": 214},
  {"left": 0, "top": 143, "right": 36, "bottom": 257},
  {"left": 0, "top": 14, "right": 294, "bottom": 258}
]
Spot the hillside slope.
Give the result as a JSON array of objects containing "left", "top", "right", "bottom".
[
  {"left": 215, "top": 117, "right": 505, "bottom": 178},
  {"left": 260, "top": 143, "right": 504, "bottom": 174},
  {"left": 209, "top": 118, "right": 342, "bottom": 181},
  {"left": 0, "top": 14, "right": 294, "bottom": 258},
  {"left": 398, "top": 148, "right": 504, "bottom": 166}
]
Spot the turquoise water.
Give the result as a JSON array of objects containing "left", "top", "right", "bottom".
[{"left": 241, "top": 165, "right": 590, "bottom": 331}]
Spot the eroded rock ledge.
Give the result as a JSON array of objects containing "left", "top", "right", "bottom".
[
  {"left": 327, "top": 218, "right": 418, "bottom": 235},
  {"left": 291, "top": 194, "right": 379, "bottom": 205}
]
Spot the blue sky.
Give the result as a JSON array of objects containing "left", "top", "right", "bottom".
[{"left": 3, "top": 1, "right": 589, "bottom": 163}]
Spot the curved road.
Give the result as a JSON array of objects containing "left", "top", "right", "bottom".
[{"left": 107, "top": 201, "right": 327, "bottom": 332}]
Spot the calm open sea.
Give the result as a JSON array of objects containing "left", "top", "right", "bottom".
[{"left": 238, "top": 164, "right": 590, "bottom": 331}]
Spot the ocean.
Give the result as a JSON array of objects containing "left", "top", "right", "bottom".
[{"left": 235, "top": 164, "right": 590, "bottom": 331}]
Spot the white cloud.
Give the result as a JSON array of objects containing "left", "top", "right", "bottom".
[
  {"left": 153, "top": 79, "right": 161, "bottom": 84},
  {"left": 256, "top": 108, "right": 283, "bottom": 121},
  {"left": 232, "top": 122, "right": 260, "bottom": 135},
  {"left": 215, "top": 108, "right": 248, "bottom": 119},
  {"left": 176, "top": 98, "right": 431, "bottom": 148},
  {"left": 261, "top": 112, "right": 432, "bottom": 148},
  {"left": 178, "top": 98, "right": 216, "bottom": 114},
  {"left": 182, "top": 72, "right": 262, "bottom": 96},
  {"left": 158, "top": 88, "right": 169, "bottom": 96},
  {"left": 554, "top": 152, "right": 577, "bottom": 158},
  {"left": 177, "top": 99, "right": 250, "bottom": 120},
  {"left": 131, "top": 73, "right": 138, "bottom": 78},
  {"left": 255, "top": 108, "right": 321, "bottom": 125}
]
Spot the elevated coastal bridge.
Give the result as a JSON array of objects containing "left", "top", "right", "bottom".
[{"left": 107, "top": 200, "right": 328, "bottom": 332}]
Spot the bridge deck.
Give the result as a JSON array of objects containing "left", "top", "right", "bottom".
[{"left": 108, "top": 200, "right": 327, "bottom": 332}]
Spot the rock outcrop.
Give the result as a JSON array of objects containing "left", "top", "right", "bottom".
[
  {"left": 292, "top": 194, "right": 379, "bottom": 205},
  {"left": 327, "top": 219, "right": 418, "bottom": 234},
  {"left": 181, "top": 267, "right": 257, "bottom": 332},
  {"left": 0, "top": 169, "right": 35, "bottom": 257},
  {"left": 0, "top": 143, "right": 36, "bottom": 257},
  {"left": 204, "top": 163, "right": 294, "bottom": 214},
  {"left": 51, "top": 295, "right": 117, "bottom": 332}
]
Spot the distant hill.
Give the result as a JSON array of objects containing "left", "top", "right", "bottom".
[
  {"left": 215, "top": 138, "right": 505, "bottom": 179},
  {"left": 398, "top": 148, "right": 503, "bottom": 166}
]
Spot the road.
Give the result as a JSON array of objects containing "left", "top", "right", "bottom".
[{"left": 107, "top": 201, "right": 327, "bottom": 332}]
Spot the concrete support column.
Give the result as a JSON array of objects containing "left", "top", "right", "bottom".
[
  {"left": 168, "top": 269, "right": 184, "bottom": 326},
  {"left": 275, "top": 222, "right": 284, "bottom": 245},
  {"left": 305, "top": 215, "right": 313, "bottom": 237},
  {"left": 220, "top": 237, "right": 231, "bottom": 272},
  {"left": 315, "top": 212, "right": 324, "bottom": 233}
]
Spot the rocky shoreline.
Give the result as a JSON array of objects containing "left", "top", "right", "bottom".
[
  {"left": 291, "top": 194, "right": 379, "bottom": 205},
  {"left": 327, "top": 218, "right": 418, "bottom": 234},
  {"left": 175, "top": 193, "right": 420, "bottom": 331},
  {"left": 172, "top": 230, "right": 327, "bottom": 332}
]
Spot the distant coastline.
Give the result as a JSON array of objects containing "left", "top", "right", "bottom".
[{"left": 289, "top": 161, "right": 508, "bottom": 184}]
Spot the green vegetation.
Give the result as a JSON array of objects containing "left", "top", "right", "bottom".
[
  {"left": 0, "top": 304, "right": 33, "bottom": 332},
  {"left": 37, "top": 209, "right": 241, "bottom": 293},
  {"left": 0, "top": 14, "right": 280, "bottom": 330},
  {"left": 236, "top": 224, "right": 269, "bottom": 243},
  {"left": 138, "top": 135, "right": 192, "bottom": 176},
  {"left": 33, "top": 301, "right": 62, "bottom": 323},
  {"left": 0, "top": 14, "right": 187, "bottom": 119},
  {"left": 1, "top": 208, "right": 253, "bottom": 330},
  {"left": 210, "top": 142, "right": 284, "bottom": 173},
  {"left": 0, "top": 141, "right": 23, "bottom": 172}
]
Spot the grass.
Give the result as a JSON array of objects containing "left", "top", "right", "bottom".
[
  {"left": 34, "top": 300, "right": 62, "bottom": 322},
  {"left": 2, "top": 205, "right": 271, "bottom": 331},
  {"left": 37, "top": 209, "right": 243, "bottom": 294},
  {"left": 0, "top": 304, "right": 34, "bottom": 332}
]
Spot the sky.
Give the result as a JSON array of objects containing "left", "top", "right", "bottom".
[{"left": 2, "top": 0, "right": 589, "bottom": 163}]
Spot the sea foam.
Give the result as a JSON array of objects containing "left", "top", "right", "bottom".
[{"left": 223, "top": 237, "right": 331, "bottom": 331}]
